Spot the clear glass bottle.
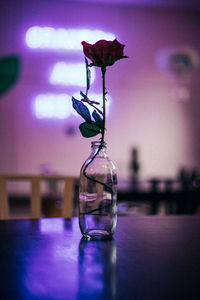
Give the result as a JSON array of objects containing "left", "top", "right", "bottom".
[{"left": 79, "top": 141, "right": 117, "bottom": 239}]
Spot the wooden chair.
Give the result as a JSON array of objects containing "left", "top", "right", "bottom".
[{"left": 0, "top": 174, "right": 79, "bottom": 220}]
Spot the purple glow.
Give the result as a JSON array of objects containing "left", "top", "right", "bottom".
[
  {"left": 33, "top": 93, "right": 112, "bottom": 119},
  {"left": 50, "top": 62, "right": 95, "bottom": 86},
  {"left": 39, "top": 218, "right": 65, "bottom": 233},
  {"left": 24, "top": 224, "right": 80, "bottom": 298},
  {"left": 33, "top": 93, "right": 73, "bottom": 119},
  {"left": 25, "top": 26, "right": 115, "bottom": 51}
]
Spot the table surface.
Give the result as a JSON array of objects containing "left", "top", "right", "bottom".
[{"left": 0, "top": 216, "right": 200, "bottom": 300}]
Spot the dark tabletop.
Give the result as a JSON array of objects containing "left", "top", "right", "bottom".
[{"left": 0, "top": 216, "right": 200, "bottom": 300}]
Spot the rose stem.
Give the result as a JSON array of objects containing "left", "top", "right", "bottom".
[
  {"left": 100, "top": 66, "right": 106, "bottom": 148},
  {"left": 82, "top": 65, "right": 113, "bottom": 215}
]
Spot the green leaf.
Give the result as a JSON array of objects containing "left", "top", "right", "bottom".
[
  {"left": 72, "top": 97, "right": 91, "bottom": 122},
  {"left": 92, "top": 110, "right": 104, "bottom": 130},
  {"left": 0, "top": 56, "right": 21, "bottom": 96},
  {"left": 79, "top": 121, "right": 101, "bottom": 138}
]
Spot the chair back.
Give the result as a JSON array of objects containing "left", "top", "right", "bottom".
[{"left": 0, "top": 174, "right": 79, "bottom": 220}]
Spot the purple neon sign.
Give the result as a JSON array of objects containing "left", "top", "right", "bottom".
[{"left": 25, "top": 26, "right": 115, "bottom": 119}]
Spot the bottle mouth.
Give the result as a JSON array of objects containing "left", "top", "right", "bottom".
[{"left": 91, "top": 141, "right": 106, "bottom": 148}]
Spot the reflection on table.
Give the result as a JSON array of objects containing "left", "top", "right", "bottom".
[{"left": 0, "top": 216, "right": 200, "bottom": 300}]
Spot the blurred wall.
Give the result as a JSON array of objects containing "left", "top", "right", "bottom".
[{"left": 0, "top": 0, "right": 200, "bottom": 181}]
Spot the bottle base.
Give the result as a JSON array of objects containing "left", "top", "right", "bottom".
[{"left": 82, "top": 229, "right": 113, "bottom": 240}]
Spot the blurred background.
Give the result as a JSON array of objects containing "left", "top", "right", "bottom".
[{"left": 0, "top": 0, "right": 200, "bottom": 217}]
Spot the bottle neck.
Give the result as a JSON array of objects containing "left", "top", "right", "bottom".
[{"left": 91, "top": 141, "right": 107, "bottom": 157}]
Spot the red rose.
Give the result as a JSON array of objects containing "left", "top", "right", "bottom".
[{"left": 81, "top": 39, "right": 127, "bottom": 67}]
